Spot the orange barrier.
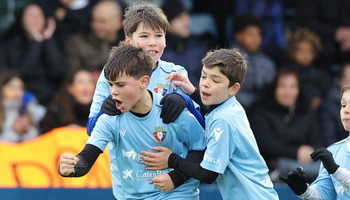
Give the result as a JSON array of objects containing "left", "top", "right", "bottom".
[{"left": 0, "top": 127, "right": 112, "bottom": 188}]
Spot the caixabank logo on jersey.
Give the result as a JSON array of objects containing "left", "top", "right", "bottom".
[
  {"left": 153, "top": 126, "right": 166, "bottom": 143},
  {"left": 122, "top": 168, "right": 167, "bottom": 180}
]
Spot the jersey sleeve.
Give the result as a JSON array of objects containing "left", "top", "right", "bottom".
[
  {"left": 86, "top": 114, "right": 117, "bottom": 152},
  {"left": 200, "top": 119, "right": 233, "bottom": 174},
  {"left": 311, "top": 163, "right": 337, "bottom": 199},
  {"left": 176, "top": 109, "right": 206, "bottom": 151},
  {"left": 86, "top": 69, "right": 110, "bottom": 135},
  {"left": 89, "top": 69, "right": 110, "bottom": 118},
  {"left": 177, "top": 92, "right": 205, "bottom": 128}
]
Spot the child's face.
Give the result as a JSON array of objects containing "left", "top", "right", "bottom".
[
  {"left": 125, "top": 22, "right": 166, "bottom": 68},
  {"left": 108, "top": 74, "right": 148, "bottom": 113},
  {"left": 235, "top": 26, "right": 262, "bottom": 53},
  {"left": 67, "top": 70, "right": 96, "bottom": 105},
  {"left": 199, "top": 66, "right": 235, "bottom": 105},
  {"left": 340, "top": 89, "right": 350, "bottom": 131},
  {"left": 294, "top": 41, "right": 314, "bottom": 66},
  {"left": 274, "top": 74, "right": 299, "bottom": 107},
  {"left": 2, "top": 77, "right": 24, "bottom": 103}
]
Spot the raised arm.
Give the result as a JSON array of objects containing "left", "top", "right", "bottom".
[{"left": 59, "top": 144, "right": 102, "bottom": 177}]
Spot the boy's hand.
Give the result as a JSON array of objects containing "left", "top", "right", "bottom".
[
  {"left": 311, "top": 147, "right": 339, "bottom": 174},
  {"left": 101, "top": 95, "right": 121, "bottom": 115},
  {"left": 279, "top": 167, "right": 308, "bottom": 195},
  {"left": 59, "top": 154, "right": 79, "bottom": 176},
  {"left": 166, "top": 72, "right": 195, "bottom": 95},
  {"left": 140, "top": 146, "right": 172, "bottom": 170},
  {"left": 149, "top": 173, "right": 175, "bottom": 193},
  {"left": 160, "top": 93, "right": 185, "bottom": 123}
]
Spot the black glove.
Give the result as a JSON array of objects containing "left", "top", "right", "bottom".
[
  {"left": 160, "top": 93, "right": 186, "bottom": 123},
  {"left": 310, "top": 147, "right": 339, "bottom": 174},
  {"left": 280, "top": 167, "right": 308, "bottom": 195},
  {"left": 101, "top": 95, "right": 121, "bottom": 116}
]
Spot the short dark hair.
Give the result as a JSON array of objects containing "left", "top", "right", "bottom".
[
  {"left": 104, "top": 42, "right": 153, "bottom": 81},
  {"left": 202, "top": 48, "right": 247, "bottom": 87},
  {"left": 123, "top": 3, "right": 170, "bottom": 36},
  {"left": 233, "top": 14, "right": 262, "bottom": 34}
]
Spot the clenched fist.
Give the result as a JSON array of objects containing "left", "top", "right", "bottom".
[{"left": 59, "top": 154, "right": 79, "bottom": 177}]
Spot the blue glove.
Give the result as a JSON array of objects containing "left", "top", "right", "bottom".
[
  {"left": 280, "top": 167, "right": 308, "bottom": 195},
  {"left": 101, "top": 95, "right": 121, "bottom": 116},
  {"left": 160, "top": 93, "right": 186, "bottom": 123}
]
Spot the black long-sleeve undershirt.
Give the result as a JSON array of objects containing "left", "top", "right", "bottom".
[
  {"left": 169, "top": 152, "right": 219, "bottom": 184},
  {"left": 60, "top": 144, "right": 206, "bottom": 188}
]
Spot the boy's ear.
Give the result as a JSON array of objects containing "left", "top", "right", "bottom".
[
  {"left": 125, "top": 36, "right": 130, "bottom": 43},
  {"left": 139, "top": 75, "right": 150, "bottom": 88},
  {"left": 229, "top": 83, "right": 240, "bottom": 96}
]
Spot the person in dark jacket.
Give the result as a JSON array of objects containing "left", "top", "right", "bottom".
[
  {"left": 1, "top": 3, "right": 66, "bottom": 106},
  {"left": 284, "top": 28, "right": 331, "bottom": 111},
  {"left": 249, "top": 67, "right": 323, "bottom": 183}
]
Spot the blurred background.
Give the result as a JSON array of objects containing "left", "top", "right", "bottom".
[{"left": 1, "top": 0, "right": 349, "bottom": 199}]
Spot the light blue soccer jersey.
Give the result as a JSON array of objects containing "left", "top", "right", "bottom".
[
  {"left": 87, "top": 92, "right": 206, "bottom": 200},
  {"left": 200, "top": 96, "right": 279, "bottom": 200},
  {"left": 311, "top": 137, "right": 350, "bottom": 199},
  {"left": 88, "top": 60, "right": 188, "bottom": 199}
]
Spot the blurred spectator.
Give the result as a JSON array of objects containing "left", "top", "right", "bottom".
[
  {"left": 319, "top": 63, "right": 350, "bottom": 146},
  {"left": 249, "top": 67, "right": 323, "bottom": 183},
  {"left": 0, "top": 3, "right": 66, "bottom": 106},
  {"left": 233, "top": 14, "right": 276, "bottom": 112},
  {"left": 235, "top": 0, "right": 287, "bottom": 65},
  {"left": 0, "top": 70, "right": 45, "bottom": 143},
  {"left": 297, "top": 0, "right": 350, "bottom": 76},
  {"left": 161, "top": 0, "right": 208, "bottom": 87},
  {"left": 285, "top": 28, "right": 331, "bottom": 110},
  {"left": 65, "top": 0, "right": 123, "bottom": 72},
  {"left": 37, "top": 0, "right": 100, "bottom": 47},
  {"left": 40, "top": 69, "right": 96, "bottom": 134}
]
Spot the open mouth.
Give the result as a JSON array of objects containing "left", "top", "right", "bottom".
[
  {"left": 201, "top": 92, "right": 211, "bottom": 99},
  {"left": 115, "top": 99, "right": 123, "bottom": 110}
]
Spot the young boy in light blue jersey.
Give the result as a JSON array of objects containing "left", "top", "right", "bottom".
[
  {"left": 85, "top": 4, "right": 204, "bottom": 199},
  {"left": 281, "top": 84, "right": 350, "bottom": 199},
  {"left": 87, "top": 3, "right": 204, "bottom": 135},
  {"left": 59, "top": 43, "right": 206, "bottom": 200},
  {"left": 141, "top": 48, "right": 279, "bottom": 200}
]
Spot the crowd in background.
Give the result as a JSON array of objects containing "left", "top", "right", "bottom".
[{"left": 0, "top": 0, "right": 350, "bottom": 184}]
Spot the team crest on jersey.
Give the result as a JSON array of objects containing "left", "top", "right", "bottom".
[
  {"left": 153, "top": 87, "right": 167, "bottom": 96},
  {"left": 153, "top": 126, "right": 166, "bottom": 143},
  {"left": 153, "top": 83, "right": 167, "bottom": 96}
]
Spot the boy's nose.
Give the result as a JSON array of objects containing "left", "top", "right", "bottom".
[
  {"left": 110, "top": 85, "right": 119, "bottom": 95},
  {"left": 148, "top": 37, "right": 157, "bottom": 46}
]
